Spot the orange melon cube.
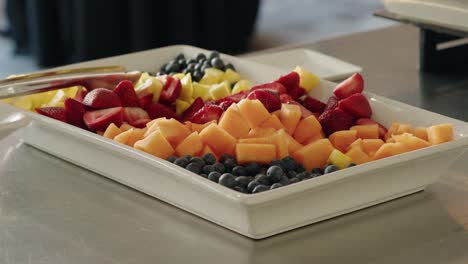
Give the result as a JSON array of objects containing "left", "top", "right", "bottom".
[
  {"left": 279, "top": 104, "right": 302, "bottom": 135},
  {"left": 248, "top": 127, "right": 276, "bottom": 138},
  {"left": 184, "top": 121, "right": 192, "bottom": 131},
  {"left": 260, "top": 114, "right": 284, "bottom": 130},
  {"left": 238, "top": 137, "right": 273, "bottom": 144},
  {"left": 362, "top": 139, "right": 385, "bottom": 156},
  {"left": 126, "top": 128, "right": 146, "bottom": 147},
  {"left": 201, "top": 145, "right": 217, "bottom": 158},
  {"left": 120, "top": 122, "right": 134, "bottom": 132},
  {"left": 372, "top": 142, "right": 407, "bottom": 160},
  {"left": 274, "top": 129, "right": 303, "bottom": 153},
  {"left": 302, "top": 132, "right": 324, "bottom": 145},
  {"left": 175, "top": 131, "right": 204, "bottom": 156},
  {"left": 114, "top": 129, "right": 133, "bottom": 145},
  {"left": 134, "top": 130, "right": 174, "bottom": 159},
  {"left": 199, "top": 124, "right": 237, "bottom": 156},
  {"left": 219, "top": 106, "right": 250, "bottom": 138},
  {"left": 427, "top": 123, "right": 454, "bottom": 145},
  {"left": 145, "top": 118, "right": 190, "bottom": 147},
  {"left": 351, "top": 124, "right": 379, "bottom": 139},
  {"left": 392, "top": 133, "right": 431, "bottom": 151},
  {"left": 384, "top": 123, "right": 399, "bottom": 140},
  {"left": 396, "top": 123, "right": 413, "bottom": 135},
  {"left": 103, "top": 123, "right": 122, "bottom": 139},
  {"left": 414, "top": 127, "right": 428, "bottom": 141},
  {"left": 272, "top": 133, "right": 289, "bottom": 159},
  {"left": 191, "top": 120, "right": 216, "bottom": 133},
  {"left": 272, "top": 110, "right": 281, "bottom": 118},
  {"left": 236, "top": 143, "right": 276, "bottom": 164},
  {"left": 329, "top": 130, "right": 357, "bottom": 152},
  {"left": 237, "top": 99, "right": 270, "bottom": 128},
  {"left": 347, "top": 138, "right": 363, "bottom": 152},
  {"left": 345, "top": 147, "right": 370, "bottom": 165},
  {"left": 292, "top": 139, "right": 334, "bottom": 170},
  {"left": 293, "top": 115, "right": 322, "bottom": 143}
]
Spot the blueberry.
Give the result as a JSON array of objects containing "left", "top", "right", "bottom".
[
  {"left": 169, "top": 72, "right": 178, "bottom": 76},
  {"left": 175, "top": 53, "right": 185, "bottom": 61},
  {"left": 324, "top": 165, "right": 339, "bottom": 174},
  {"left": 219, "top": 173, "right": 236, "bottom": 188},
  {"left": 224, "top": 158, "right": 237, "bottom": 172},
  {"left": 289, "top": 177, "right": 300, "bottom": 184},
  {"left": 233, "top": 186, "right": 247, "bottom": 193},
  {"left": 255, "top": 174, "right": 270, "bottom": 185},
  {"left": 245, "top": 162, "right": 260, "bottom": 176},
  {"left": 279, "top": 175, "right": 289, "bottom": 185},
  {"left": 311, "top": 168, "right": 323, "bottom": 175},
  {"left": 211, "top": 57, "right": 224, "bottom": 69},
  {"left": 235, "top": 176, "right": 250, "bottom": 188},
  {"left": 295, "top": 164, "right": 305, "bottom": 173},
  {"left": 252, "top": 185, "right": 269, "bottom": 193},
  {"left": 270, "top": 183, "right": 283, "bottom": 189},
  {"left": 186, "top": 163, "right": 201, "bottom": 174},
  {"left": 196, "top": 53, "right": 207, "bottom": 62},
  {"left": 160, "top": 63, "right": 168, "bottom": 73},
  {"left": 200, "top": 173, "right": 208, "bottom": 178},
  {"left": 167, "top": 155, "right": 177, "bottom": 163},
  {"left": 187, "top": 63, "right": 197, "bottom": 69},
  {"left": 190, "top": 157, "right": 205, "bottom": 167},
  {"left": 266, "top": 165, "right": 283, "bottom": 183},
  {"left": 177, "top": 59, "right": 187, "bottom": 69},
  {"left": 309, "top": 173, "right": 321, "bottom": 178},
  {"left": 194, "top": 63, "right": 203, "bottom": 72},
  {"left": 232, "top": 166, "right": 247, "bottom": 176},
  {"left": 187, "top": 58, "right": 197, "bottom": 65},
  {"left": 213, "top": 162, "right": 225, "bottom": 173},
  {"left": 225, "top": 63, "right": 236, "bottom": 71},
  {"left": 192, "top": 71, "right": 202, "bottom": 82},
  {"left": 208, "top": 51, "right": 220, "bottom": 60},
  {"left": 219, "top": 154, "right": 234, "bottom": 163},
  {"left": 202, "top": 165, "right": 215, "bottom": 174},
  {"left": 247, "top": 180, "right": 260, "bottom": 193},
  {"left": 282, "top": 156, "right": 297, "bottom": 171},
  {"left": 183, "top": 155, "right": 193, "bottom": 160},
  {"left": 208, "top": 171, "right": 221, "bottom": 182},
  {"left": 166, "top": 61, "right": 180, "bottom": 73},
  {"left": 203, "top": 153, "right": 216, "bottom": 165},
  {"left": 271, "top": 159, "right": 286, "bottom": 171},
  {"left": 347, "top": 163, "right": 357, "bottom": 168},
  {"left": 174, "top": 157, "right": 189, "bottom": 167},
  {"left": 296, "top": 172, "right": 306, "bottom": 180},
  {"left": 183, "top": 68, "right": 193, "bottom": 75},
  {"left": 286, "top": 170, "right": 297, "bottom": 179}
]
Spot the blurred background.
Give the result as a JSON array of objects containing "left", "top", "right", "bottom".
[{"left": 0, "top": 0, "right": 394, "bottom": 77}]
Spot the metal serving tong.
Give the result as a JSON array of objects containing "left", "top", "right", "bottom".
[{"left": 0, "top": 66, "right": 142, "bottom": 99}]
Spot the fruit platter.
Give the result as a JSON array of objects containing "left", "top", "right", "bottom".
[{"left": 1, "top": 45, "right": 468, "bottom": 239}]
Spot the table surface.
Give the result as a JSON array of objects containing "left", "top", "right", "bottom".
[{"left": 2, "top": 25, "right": 468, "bottom": 264}]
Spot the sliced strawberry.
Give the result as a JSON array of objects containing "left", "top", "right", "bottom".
[
  {"left": 159, "top": 76, "right": 181, "bottom": 104},
  {"left": 250, "top": 82, "right": 287, "bottom": 94},
  {"left": 275, "top": 72, "right": 300, "bottom": 91},
  {"left": 82, "top": 88, "right": 121, "bottom": 109},
  {"left": 83, "top": 107, "right": 123, "bottom": 131},
  {"left": 289, "top": 86, "right": 306, "bottom": 100},
  {"left": 356, "top": 118, "right": 388, "bottom": 138},
  {"left": 280, "top": 93, "right": 294, "bottom": 104},
  {"left": 74, "top": 87, "right": 88, "bottom": 102},
  {"left": 247, "top": 89, "right": 281, "bottom": 112},
  {"left": 137, "top": 92, "right": 153, "bottom": 109},
  {"left": 338, "top": 93, "right": 372, "bottom": 118},
  {"left": 333, "top": 73, "right": 364, "bottom": 99},
  {"left": 36, "top": 107, "right": 66, "bottom": 122},
  {"left": 64, "top": 98, "right": 87, "bottom": 129},
  {"left": 113, "top": 80, "right": 139, "bottom": 107},
  {"left": 215, "top": 90, "right": 248, "bottom": 105},
  {"left": 219, "top": 98, "right": 237, "bottom": 111},
  {"left": 301, "top": 95, "right": 326, "bottom": 113},
  {"left": 324, "top": 96, "right": 339, "bottom": 111},
  {"left": 145, "top": 102, "right": 177, "bottom": 120},
  {"left": 190, "top": 104, "right": 224, "bottom": 124},
  {"left": 131, "top": 118, "right": 151, "bottom": 128},
  {"left": 180, "top": 97, "right": 205, "bottom": 121},
  {"left": 318, "top": 108, "right": 354, "bottom": 136},
  {"left": 122, "top": 107, "right": 150, "bottom": 126}
]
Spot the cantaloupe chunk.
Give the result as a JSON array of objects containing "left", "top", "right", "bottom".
[
  {"left": 260, "top": 114, "right": 284, "bottom": 130},
  {"left": 175, "top": 131, "right": 204, "bottom": 156},
  {"left": 293, "top": 115, "right": 322, "bottom": 143},
  {"left": 219, "top": 106, "right": 250, "bottom": 139},
  {"left": 274, "top": 129, "right": 303, "bottom": 153},
  {"left": 237, "top": 99, "right": 270, "bottom": 128},
  {"left": 427, "top": 123, "right": 454, "bottom": 145},
  {"left": 372, "top": 142, "right": 407, "bottom": 160},
  {"left": 384, "top": 123, "right": 399, "bottom": 140},
  {"left": 126, "top": 128, "right": 146, "bottom": 147},
  {"left": 414, "top": 127, "right": 428, "bottom": 141},
  {"left": 347, "top": 138, "right": 363, "bottom": 152},
  {"left": 386, "top": 138, "right": 396, "bottom": 143},
  {"left": 145, "top": 118, "right": 191, "bottom": 147},
  {"left": 345, "top": 147, "right": 370, "bottom": 165},
  {"left": 272, "top": 110, "right": 281, "bottom": 118},
  {"left": 279, "top": 104, "right": 302, "bottom": 135},
  {"left": 114, "top": 129, "right": 133, "bottom": 145},
  {"left": 238, "top": 137, "right": 273, "bottom": 144},
  {"left": 328, "top": 149, "right": 352, "bottom": 169},
  {"left": 272, "top": 133, "right": 289, "bottom": 159},
  {"left": 302, "top": 132, "right": 324, "bottom": 145},
  {"left": 184, "top": 121, "right": 192, "bottom": 132},
  {"left": 396, "top": 123, "right": 413, "bottom": 135},
  {"left": 103, "top": 123, "right": 122, "bottom": 139},
  {"left": 191, "top": 120, "right": 216, "bottom": 133},
  {"left": 392, "top": 133, "right": 431, "bottom": 151},
  {"left": 134, "top": 130, "right": 174, "bottom": 159},
  {"left": 199, "top": 124, "right": 237, "bottom": 155},
  {"left": 201, "top": 145, "right": 216, "bottom": 157},
  {"left": 292, "top": 139, "right": 334, "bottom": 170},
  {"left": 120, "top": 122, "right": 134, "bottom": 132},
  {"left": 248, "top": 127, "right": 276, "bottom": 138},
  {"left": 329, "top": 130, "right": 357, "bottom": 153},
  {"left": 351, "top": 124, "right": 379, "bottom": 139},
  {"left": 236, "top": 143, "right": 276, "bottom": 164},
  {"left": 362, "top": 139, "right": 385, "bottom": 156}
]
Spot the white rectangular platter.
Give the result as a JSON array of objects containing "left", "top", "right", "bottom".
[{"left": 3, "top": 45, "right": 468, "bottom": 239}]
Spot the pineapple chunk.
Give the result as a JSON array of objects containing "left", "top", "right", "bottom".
[
  {"left": 294, "top": 66, "right": 320, "bottom": 92},
  {"left": 172, "top": 73, "right": 185, "bottom": 80},
  {"left": 204, "top": 68, "right": 224, "bottom": 82},
  {"left": 222, "top": 69, "right": 241, "bottom": 84},
  {"left": 328, "top": 149, "right": 352, "bottom": 169},
  {"left": 209, "top": 81, "right": 231, "bottom": 100},
  {"left": 175, "top": 99, "right": 191, "bottom": 115},
  {"left": 180, "top": 73, "right": 193, "bottom": 100},
  {"left": 192, "top": 83, "right": 212, "bottom": 100},
  {"left": 232, "top": 80, "right": 253, "bottom": 94}
]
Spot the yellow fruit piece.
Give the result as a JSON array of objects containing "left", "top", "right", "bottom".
[
  {"left": 180, "top": 73, "right": 193, "bottom": 100},
  {"left": 209, "top": 81, "right": 231, "bottom": 100},
  {"left": 135, "top": 72, "right": 151, "bottom": 88},
  {"left": 204, "top": 68, "right": 224, "bottom": 82},
  {"left": 294, "top": 66, "right": 320, "bottom": 92},
  {"left": 192, "top": 83, "right": 212, "bottom": 100},
  {"left": 134, "top": 130, "right": 175, "bottom": 159},
  {"left": 1, "top": 98, "right": 12, "bottom": 104},
  {"left": 29, "top": 93, "right": 47, "bottom": 108},
  {"left": 114, "top": 129, "right": 133, "bottom": 145},
  {"left": 175, "top": 99, "right": 191, "bottom": 115},
  {"left": 103, "top": 123, "right": 122, "bottom": 139},
  {"left": 120, "top": 122, "right": 134, "bottom": 132},
  {"left": 13, "top": 96, "right": 33, "bottom": 110},
  {"left": 328, "top": 149, "right": 352, "bottom": 169},
  {"left": 44, "top": 90, "right": 58, "bottom": 104},
  {"left": 47, "top": 89, "right": 67, "bottom": 106},
  {"left": 222, "top": 69, "right": 241, "bottom": 84},
  {"left": 427, "top": 123, "right": 454, "bottom": 145},
  {"left": 64, "top": 86, "right": 79, "bottom": 98},
  {"left": 199, "top": 73, "right": 219, "bottom": 85},
  {"left": 231, "top": 80, "right": 253, "bottom": 94},
  {"left": 279, "top": 104, "right": 302, "bottom": 135}
]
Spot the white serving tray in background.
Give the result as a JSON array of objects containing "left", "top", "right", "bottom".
[
  {"left": 244, "top": 48, "right": 362, "bottom": 81},
  {"left": 2, "top": 45, "right": 468, "bottom": 239}
]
